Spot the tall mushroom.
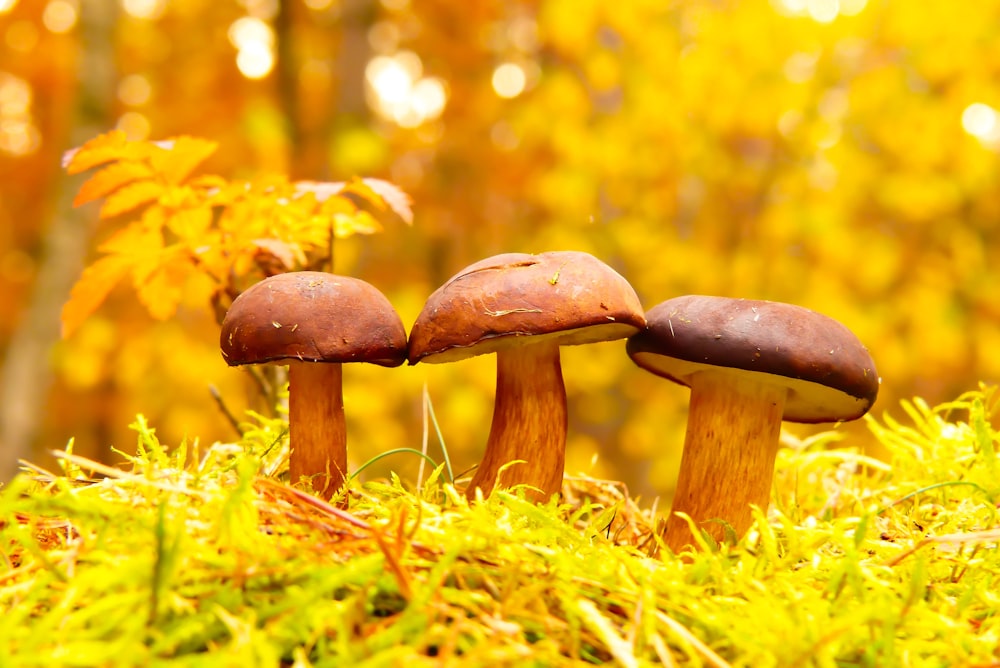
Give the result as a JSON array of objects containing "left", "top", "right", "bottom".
[
  {"left": 626, "top": 295, "right": 879, "bottom": 552},
  {"left": 408, "top": 251, "right": 646, "bottom": 502},
  {"left": 221, "top": 271, "right": 407, "bottom": 497}
]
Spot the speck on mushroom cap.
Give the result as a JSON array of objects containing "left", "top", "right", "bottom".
[
  {"left": 626, "top": 295, "right": 880, "bottom": 423},
  {"left": 220, "top": 271, "right": 408, "bottom": 367},
  {"left": 408, "top": 251, "right": 646, "bottom": 364}
]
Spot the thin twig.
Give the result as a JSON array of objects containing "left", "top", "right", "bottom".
[
  {"left": 255, "top": 478, "right": 372, "bottom": 531},
  {"left": 209, "top": 385, "right": 244, "bottom": 437},
  {"left": 883, "top": 529, "right": 1000, "bottom": 568}
]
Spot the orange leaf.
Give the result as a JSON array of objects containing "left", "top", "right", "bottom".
[
  {"left": 150, "top": 136, "right": 218, "bottom": 185},
  {"left": 62, "top": 131, "right": 130, "bottom": 174},
  {"left": 361, "top": 178, "right": 414, "bottom": 225},
  {"left": 252, "top": 238, "right": 306, "bottom": 269},
  {"left": 61, "top": 255, "right": 132, "bottom": 338},
  {"left": 335, "top": 177, "right": 414, "bottom": 225},
  {"left": 99, "top": 180, "right": 166, "bottom": 219},
  {"left": 73, "top": 160, "right": 156, "bottom": 207},
  {"left": 134, "top": 262, "right": 186, "bottom": 321}
]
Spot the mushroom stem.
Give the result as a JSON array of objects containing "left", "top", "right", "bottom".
[
  {"left": 288, "top": 361, "right": 347, "bottom": 498},
  {"left": 467, "top": 342, "right": 567, "bottom": 502},
  {"left": 663, "top": 370, "right": 787, "bottom": 552}
]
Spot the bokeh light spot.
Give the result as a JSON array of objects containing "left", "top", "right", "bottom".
[
  {"left": 0, "top": 72, "right": 38, "bottom": 156},
  {"left": 116, "top": 111, "right": 151, "bottom": 140},
  {"left": 783, "top": 52, "right": 818, "bottom": 83},
  {"left": 243, "top": 0, "right": 278, "bottom": 20},
  {"left": 777, "top": 0, "right": 807, "bottom": 12},
  {"left": 228, "top": 17, "right": 275, "bottom": 79},
  {"left": 962, "top": 103, "right": 998, "bottom": 141},
  {"left": 236, "top": 41, "right": 275, "bottom": 79},
  {"left": 5, "top": 21, "right": 37, "bottom": 52},
  {"left": 367, "top": 55, "right": 414, "bottom": 105},
  {"left": 118, "top": 74, "right": 152, "bottom": 107},
  {"left": 368, "top": 21, "right": 400, "bottom": 53},
  {"left": 121, "top": 0, "right": 166, "bottom": 20},
  {"left": 43, "top": 0, "right": 78, "bottom": 33},
  {"left": 492, "top": 62, "right": 526, "bottom": 99},
  {"left": 0, "top": 76, "right": 31, "bottom": 116},
  {"left": 410, "top": 77, "right": 447, "bottom": 120},
  {"left": 807, "top": 0, "right": 839, "bottom": 23},
  {"left": 228, "top": 16, "right": 273, "bottom": 50},
  {"left": 507, "top": 16, "right": 538, "bottom": 52},
  {"left": 839, "top": 0, "right": 867, "bottom": 15},
  {"left": 365, "top": 52, "right": 446, "bottom": 127},
  {"left": 0, "top": 119, "right": 40, "bottom": 155}
]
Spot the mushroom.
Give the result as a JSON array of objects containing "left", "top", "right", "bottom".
[
  {"left": 408, "top": 251, "right": 646, "bottom": 502},
  {"left": 220, "top": 271, "right": 407, "bottom": 497},
  {"left": 626, "top": 295, "right": 879, "bottom": 552}
]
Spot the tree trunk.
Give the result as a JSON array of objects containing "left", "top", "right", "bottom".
[{"left": 0, "top": 0, "right": 118, "bottom": 481}]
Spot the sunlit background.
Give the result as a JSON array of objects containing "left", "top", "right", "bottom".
[{"left": 2, "top": 0, "right": 999, "bottom": 501}]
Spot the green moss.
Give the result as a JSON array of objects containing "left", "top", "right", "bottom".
[{"left": 2, "top": 387, "right": 1000, "bottom": 666}]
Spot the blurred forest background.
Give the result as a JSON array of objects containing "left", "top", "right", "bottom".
[{"left": 1, "top": 0, "right": 999, "bottom": 500}]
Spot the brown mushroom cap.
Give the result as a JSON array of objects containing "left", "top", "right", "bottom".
[
  {"left": 408, "top": 251, "right": 646, "bottom": 364},
  {"left": 626, "top": 295, "right": 879, "bottom": 423},
  {"left": 221, "top": 271, "right": 408, "bottom": 368}
]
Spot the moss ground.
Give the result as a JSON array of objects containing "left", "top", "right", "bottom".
[{"left": 2, "top": 387, "right": 1000, "bottom": 666}]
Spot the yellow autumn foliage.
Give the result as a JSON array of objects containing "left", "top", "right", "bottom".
[{"left": 4, "top": 0, "right": 998, "bottom": 502}]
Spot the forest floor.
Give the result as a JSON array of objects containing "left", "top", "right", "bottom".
[{"left": 2, "top": 387, "right": 1000, "bottom": 666}]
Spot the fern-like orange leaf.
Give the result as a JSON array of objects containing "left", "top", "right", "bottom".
[
  {"left": 73, "top": 161, "right": 156, "bottom": 207},
  {"left": 333, "top": 210, "right": 383, "bottom": 238},
  {"left": 361, "top": 178, "right": 414, "bottom": 225},
  {"left": 61, "top": 255, "right": 133, "bottom": 337},
  {"left": 62, "top": 131, "right": 130, "bottom": 174},
  {"left": 134, "top": 262, "right": 186, "bottom": 321},
  {"left": 99, "top": 181, "right": 166, "bottom": 219},
  {"left": 150, "top": 136, "right": 219, "bottom": 185}
]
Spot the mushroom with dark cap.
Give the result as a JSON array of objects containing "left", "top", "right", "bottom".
[
  {"left": 221, "top": 271, "right": 407, "bottom": 497},
  {"left": 626, "top": 295, "right": 879, "bottom": 552},
  {"left": 408, "top": 251, "right": 646, "bottom": 502}
]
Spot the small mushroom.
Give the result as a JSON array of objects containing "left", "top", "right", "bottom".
[
  {"left": 626, "top": 295, "right": 879, "bottom": 551},
  {"left": 408, "top": 251, "right": 646, "bottom": 502},
  {"left": 220, "top": 271, "right": 407, "bottom": 497}
]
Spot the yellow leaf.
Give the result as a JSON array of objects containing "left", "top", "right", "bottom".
[
  {"left": 333, "top": 210, "right": 383, "bottom": 238},
  {"left": 293, "top": 180, "right": 347, "bottom": 202},
  {"left": 73, "top": 160, "right": 156, "bottom": 207},
  {"left": 61, "top": 255, "right": 132, "bottom": 338},
  {"left": 99, "top": 180, "right": 166, "bottom": 219},
  {"left": 149, "top": 136, "right": 219, "bottom": 185},
  {"left": 167, "top": 204, "right": 213, "bottom": 240},
  {"left": 188, "top": 174, "right": 229, "bottom": 192},
  {"left": 318, "top": 193, "right": 355, "bottom": 216},
  {"left": 189, "top": 229, "right": 228, "bottom": 281},
  {"left": 98, "top": 216, "right": 163, "bottom": 257},
  {"left": 339, "top": 177, "right": 387, "bottom": 212}
]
